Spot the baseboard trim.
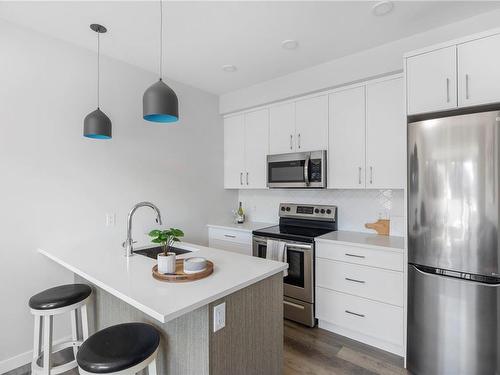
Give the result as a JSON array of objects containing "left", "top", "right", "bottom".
[
  {"left": 0, "top": 335, "right": 71, "bottom": 374},
  {"left": 318, "top": 320, "right": 404, "bottom": 357}
]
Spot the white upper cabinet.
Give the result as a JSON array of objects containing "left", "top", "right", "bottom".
[
  {"left": 458, "top": 34, "right": 500, "bottom": 107},
  {"left": 269, "top": 102, "right": 295, "bottom": 154},
  {"left": 366, "top": 78, "right": 405, "bottom": 189},
  {"left": 406, "top": 46, "right": 457, "bottom": 115},
  {"left": 329, "top": 87, "right": 366, "bottom": 189},
  {"left": 295, "top": 95, "right": 329, "bottom": 153},
  {"left": 224, "top": 115, "right": 245, "bottom": 189},
  {"left": 244, "top": 109, "right": 269, "bottom": 189}
]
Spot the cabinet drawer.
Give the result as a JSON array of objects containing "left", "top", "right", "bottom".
[
  {"left": 209, "top": 238, "right": 252, "bottom": 256},
  {"left": 316, "top": 259, "right": 403, "bottom": 306},
  {"left": 208, "top": 228, "right": 252, "bottom": 245},
  {"left": 316, "top": 242, "right": 403, "bottom": 271},
  {"left": 316, "top": 287, "right": 403, "bottom": 346}
]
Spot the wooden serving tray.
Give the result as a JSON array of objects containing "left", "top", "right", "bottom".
[{"left": 152, "top": 259, "right": 214, "bottom": 282}]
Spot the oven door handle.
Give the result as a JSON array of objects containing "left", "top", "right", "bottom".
[
  {"left": 286, "top": 244, "right": 313, "bottom": 251},
  {"left": 304, "top": 155, "right": 310, "bottom": 186}
]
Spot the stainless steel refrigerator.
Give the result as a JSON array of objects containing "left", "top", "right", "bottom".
[{"left": 408, "top": 107, "right": 500, "bottom": 375}]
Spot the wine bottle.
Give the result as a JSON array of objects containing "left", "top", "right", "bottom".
[{"left": 237, "top": 202, "right": 245, "bottom": 223}]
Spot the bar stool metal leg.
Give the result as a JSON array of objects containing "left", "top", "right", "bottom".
[
  {"left": 42, "top": 315, "right": 53, "bottom": 375},
  {"left": 148, "top": 358, "right": 157, "bottom": 375},
  {"left": 32, "top": 315, "right": 42, "bottom": 373},
  {"left": 70, "top": 309, "right": 79, "bottom": 359},
  {"left": 81, "top": 304, "right": 89, "bottom": 340}
]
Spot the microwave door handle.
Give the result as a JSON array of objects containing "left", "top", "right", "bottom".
[{"left": 304, "top": 155, "right": 310, "bottom": 186}]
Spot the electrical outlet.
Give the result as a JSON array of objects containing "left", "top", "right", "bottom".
[
  {"left": 105, "top": 213, "right": 116, "bottom": 227},
  {"left": 213, "top": 302, "right": 226, "bottom": 332}
]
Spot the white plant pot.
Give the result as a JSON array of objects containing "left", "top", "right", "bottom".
[{"left": 157, "top": 252, "right": 176, "bottom": 274}]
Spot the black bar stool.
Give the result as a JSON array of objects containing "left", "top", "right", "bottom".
[
  {"left": 29, "top": 283, "right": 92, "bottom": 374},
  {"left": 76, "top": 322, "right": 160, "bottom": 375}
]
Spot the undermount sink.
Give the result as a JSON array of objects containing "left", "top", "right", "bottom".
[{"left": 134, "top": 246, "right": 192, "bottom": 259}]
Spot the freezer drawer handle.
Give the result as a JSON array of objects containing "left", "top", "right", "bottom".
[
  {"left": 345, "top": 310, "right": 365, "bottom": 318},
  {"left": 224, "top": 234, "right": 236, "bottom": 238},
  {"left": 345, "top": 277, "right": 365, "bottom": 284},
  {"left": 345, "top": 253, "right": 365, "bottom": 259},
  {"left": 284, "top": 300, "right": 305, "bottom": 310}
]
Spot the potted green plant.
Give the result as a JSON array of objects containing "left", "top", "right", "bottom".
[{"left": 149, "top": 228, "right": 184, "bottom": 274}]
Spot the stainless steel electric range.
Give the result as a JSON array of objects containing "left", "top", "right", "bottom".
[{"left": 252, "top": 203, "right": 337, "bottom": 327}]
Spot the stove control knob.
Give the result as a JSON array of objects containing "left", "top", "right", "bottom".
[
  {"left": 314, "top": 208, "right": 320, "bottom": 214},
  {"left": 286, "top": 207, "right": 291, "bottom": 212},
  {"left": 281, "top": 206, "right": 286, "bottom": 211},
  {"left": 320, "top": 209, "right": 325, "bottom": 214},
  {"left": 326, "top": 209, "right": 332, "bottom": 214}
]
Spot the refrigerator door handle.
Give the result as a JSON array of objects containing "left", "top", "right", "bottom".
[{"left": 411, "top": 264, "right": 500, "bottom": 287}]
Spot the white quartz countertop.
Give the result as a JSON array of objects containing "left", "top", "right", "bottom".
[
  {"left": 207, "top": 220, "right": 275, "bottom": 233},
  {"left": 38, "top": 240, "right": 287, "bottom": 323},
  {"left": 316, "top": 230, "right": 405, "bottom": 251}
]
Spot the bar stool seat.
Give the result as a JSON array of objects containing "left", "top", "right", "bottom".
[
  {"left": 77, "top": 323, "right": 160, "bottom": 375},
  {"left": 29, "top": 284, "right": 92, "bottom": 310}
]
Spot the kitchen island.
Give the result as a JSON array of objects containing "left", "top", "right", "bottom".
[{"left": 38, "top": 239, "right": 287, "bottom": 375}]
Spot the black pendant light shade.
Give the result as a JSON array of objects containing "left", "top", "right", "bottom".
[
  {"left": 143, "top": 0, "right": 179, "bottom": 123},
  {"left": 143, "top": 79, "right": 178, "bottom": 123},
  {"left": 84, "top": 24, "right": 112, "bottom": 139},
  {"left": 84, "top": 108, "right": 112, "bottom": 139}
]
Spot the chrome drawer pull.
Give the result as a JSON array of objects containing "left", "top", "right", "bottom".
[
  {"left": 345, "top": 310, "right": 365, "bottom": 318},
  {"left": 345, "top": 253, "right": 365, "bottom": 259},
  {"left": 224, "top": 234, "right": 236, "bottom": 238},
  {"left": 345, "top": 277, "right": 365, "bottom": 284},
  {"left": 284, "top": 300, "right": 305, "bottom": 310}
]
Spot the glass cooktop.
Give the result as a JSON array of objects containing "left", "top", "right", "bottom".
[{"left": 252, "top": 225, "right": 335, "bottom": 243}]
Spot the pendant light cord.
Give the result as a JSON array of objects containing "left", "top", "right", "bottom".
[
  {"left": 97, "top": 30, "right": 100, "bottom": 108},
  {"left": 159, "top": 0, "right": 163, "bottom": 80}
]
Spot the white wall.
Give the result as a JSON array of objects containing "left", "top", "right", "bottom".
[
  {"left": 220, "top": 8, "right": 500, "bottom": 114},
  {"left": 239, "top": 189, "right": 405, "bottom": 237},
  {"left": 0, "top": 20, "right": 236, "bottom": 371}
]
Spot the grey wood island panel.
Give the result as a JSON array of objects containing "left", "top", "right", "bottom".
[{"left": 76, "top": 272, "right": 283, "bottom": 375}]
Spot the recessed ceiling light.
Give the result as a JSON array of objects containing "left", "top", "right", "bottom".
[
  {"left": 222, "top": 64, "right": 237, "bottom": 73},
  {"left": 372, "top": 1, "right": 394, "bottom": 16},
  {"left": 281, "top": 40, "right": 299, "bottom": 50}
]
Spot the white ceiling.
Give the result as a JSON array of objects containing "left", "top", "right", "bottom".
[{"left": 1, "top": 1, "right": 499, "bottom": 94}]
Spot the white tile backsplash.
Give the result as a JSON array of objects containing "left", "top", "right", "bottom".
[{"left": 238, "top": 189, "right": 405, "bottom": 237}]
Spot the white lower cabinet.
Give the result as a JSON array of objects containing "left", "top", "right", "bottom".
[
  {"left": 315, "top": 240, "right": 404, "bottom": 355},
  {"left": 316, "top": 288, "right": 403, "bottom": 351},
  {"left": 208, "top": 227, "right": 252, "bottom": 256}
]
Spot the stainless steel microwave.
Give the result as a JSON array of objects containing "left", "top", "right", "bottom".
[{"left": 267, "top": 150, "right": 327, "bottom": 188}]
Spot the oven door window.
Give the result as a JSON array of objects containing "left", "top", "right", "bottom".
[
  {"left": 268, "top": 160, "right": 305, "bottom": 183},
  {"left": 284, "top": 248, "right": 304, "bottom": 288}
]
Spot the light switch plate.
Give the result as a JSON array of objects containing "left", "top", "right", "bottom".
[
  {"left": 105, "top": 213, "right": 116, "bottom": 227},
  {"left": 213, "top": 302, "right": 226, "bottom": 332}
]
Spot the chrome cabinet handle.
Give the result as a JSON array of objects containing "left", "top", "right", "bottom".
[
  {"left": 224, "top": 234, "right": 236, "bottom": 238},
  {"left": 358, "top": 167, "right": 362, "bottom": 185},
  {"left": 345, "top": 253, "right": 365, "bottom": 259},
  {"left": 246, "top": 172, "right": 249, "bottom": 185},
  {"left": 446, "top": 78, "right": 450, "bottom": 103},
  {"left": 465, "top": 74, "right": 470, "bottom": 100},
  {"left": 240, "top": 172, "right": 243, "bottom": 185},
  {"left": 369, "top": 166, "right": 373, "bottom": 184},
  {"left": 345, "top": 310, "right": 365, "bottom": 318},
  {"left": 345, "top": 277, "right": 365, "bottom": 284},
  {"left": 298, "top": 133, "right": 301, "bottom": 149},
  {"left": 290, "top": 134, "right": 293, "bottom": 150}
]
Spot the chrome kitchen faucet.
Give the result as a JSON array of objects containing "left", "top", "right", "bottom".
[{"left": 123, "top": 201, "right": 163, "bottom": 257}]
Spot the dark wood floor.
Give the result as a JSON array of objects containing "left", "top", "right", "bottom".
[
  {"left": 9, "top": 320, "right": 408, "bottom": 375},
  {"left": 284, "top": 320, "right": 409, "bottom": 375}
]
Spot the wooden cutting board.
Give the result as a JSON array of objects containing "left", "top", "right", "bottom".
[{"left": 365, "top": 219, "right": 390, "bottom": 236}]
